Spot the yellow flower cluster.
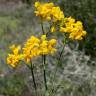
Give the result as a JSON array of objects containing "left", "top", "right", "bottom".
[
  {"left": 34, "top": 2, "right": 64, "bottom": 22},
  {"left": 23, "top": 36, "right": 40, "bottom": 63},
  {"left": 7, "top": 45, "right": 23, "bottom": 68},
  {"left": 60, "top": 17, "right": 87, "bottom": 40},
  {"left": 39, "top": 35, "right": 57, "bottom": 55},
  {"left": 23, "top": 35, "right": 57, "bottom": 63},
  {"left": 7, "top": 35, "right": 57, "bottom": 66}
]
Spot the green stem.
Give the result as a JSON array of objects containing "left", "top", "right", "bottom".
[
  {"left": 42, "top": 55, "right": 48, "bottom": 90},
  {"left": 46, "top": 23, "right": 52, "bottom": 36},
  {"left": 30, "top": 61, "right": 37, "bottom": 95},
  {"left": 51, "top": 35, "right": 66, "bottom": 94},
  {"left": 40, "top": 17, "right": 47, "bottom": 92},
  {"left": 58, "top": 34, "right": 66, "bottom": 62},
  {"left": 58, "top": 45, "right": 65, "bottom": 62},
  {"left": 40, "top": 18, "right": 45, "bottom": 34}
]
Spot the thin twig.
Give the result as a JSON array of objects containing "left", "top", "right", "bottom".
[
  {"left": 40, "top": 18, "right": 45, "bottom": 34},
  {"left": 42, "top": 55, "right": 48, "bottom": 90},
  {"left": 51, "top": 34, "right": 66, "bottom": 94},
  {"left": 30, "top": 60, "right": 38, "bottom": 96}
]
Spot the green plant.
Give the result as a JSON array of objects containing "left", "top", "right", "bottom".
[{"left": 5, "top": 1, "right": 88, "bottom": 96}]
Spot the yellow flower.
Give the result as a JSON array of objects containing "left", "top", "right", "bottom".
[
  {"left": 51, "top": 7, "right": 64, "bottom": 22},
  {"left": 10, "top": 45, "right": 21, "bottom": 55},
  {"left": 60, "top": 17, "right": 87, "bottom": 40},
  {"left": 49, "top": 39, "right": 57, "bottom": 45},
  {"left": 23, "top": 36, "right": 40, "bottom": 63},
  {"left": 60, "top": 17, "right": 75, "bottom": 33},
  {"left": 65, "top": 17, "right": 75, "bottom": 24},
  {"left": 7, "top": 45, "right": 23, "bottom": 68},
  {"left": 39, "top": 36, "right": 48, "bottom": 55},
  {"left": 39, "top": 35, "right": 57, "bottom": 55},
  {"left": 50, "top": 26, "right": 56, "bottom": 32},
  {"left": 48, "top": 39, "right": 57, "bottom": 54},
  {"left": 34, "top": 2, "right": 54, "bottom": 21},
  {"left": 34, "top": 1, "right": 40, "bottom": 8},
  {"left": 34, "top": 2, "right": 64, "bottom": 22},
  {"left": 41, "top": 35, "right": 46, "bottom": 40}
]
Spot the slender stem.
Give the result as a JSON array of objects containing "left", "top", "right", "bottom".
[
  {"left": 40, "top": 17, "right": 47, "bottom": 91},
  {"left": 53, "top": 43, "right": 65, "bottom": 79},
  {"left": 58, "top": 45, "right": 65, "bottom": 62},
  {"left": 40, "top": 18, "right": 45, "bottom": 34},
  {"left": 42, "top": 55, "right": 48, "bottom": 90},
  {"left": 30, "top": 61, "right": 37, "bottom": 95},
  {"left": 46, "top": 23, "right": 52, "bottom": 36},
  {"left": 58, "top": 34, "right": 66, "bottom": 62},
  {"left": 51, "top": 35, "right": 66, "bottom": 94}
]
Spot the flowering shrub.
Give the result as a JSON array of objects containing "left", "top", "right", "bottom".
[{"left": 6, "top": 1, "right": 87, "bottom": 96}]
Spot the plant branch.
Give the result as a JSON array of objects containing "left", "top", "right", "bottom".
[
  {"left": 30, "top": 60, "right": 37, "bottom": 95},
  {"left": 40, "top": 18, "right": 45, "bottom": 34},
  {"left": 42, "top": 55, "right": 48, "bottom": 90}
]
